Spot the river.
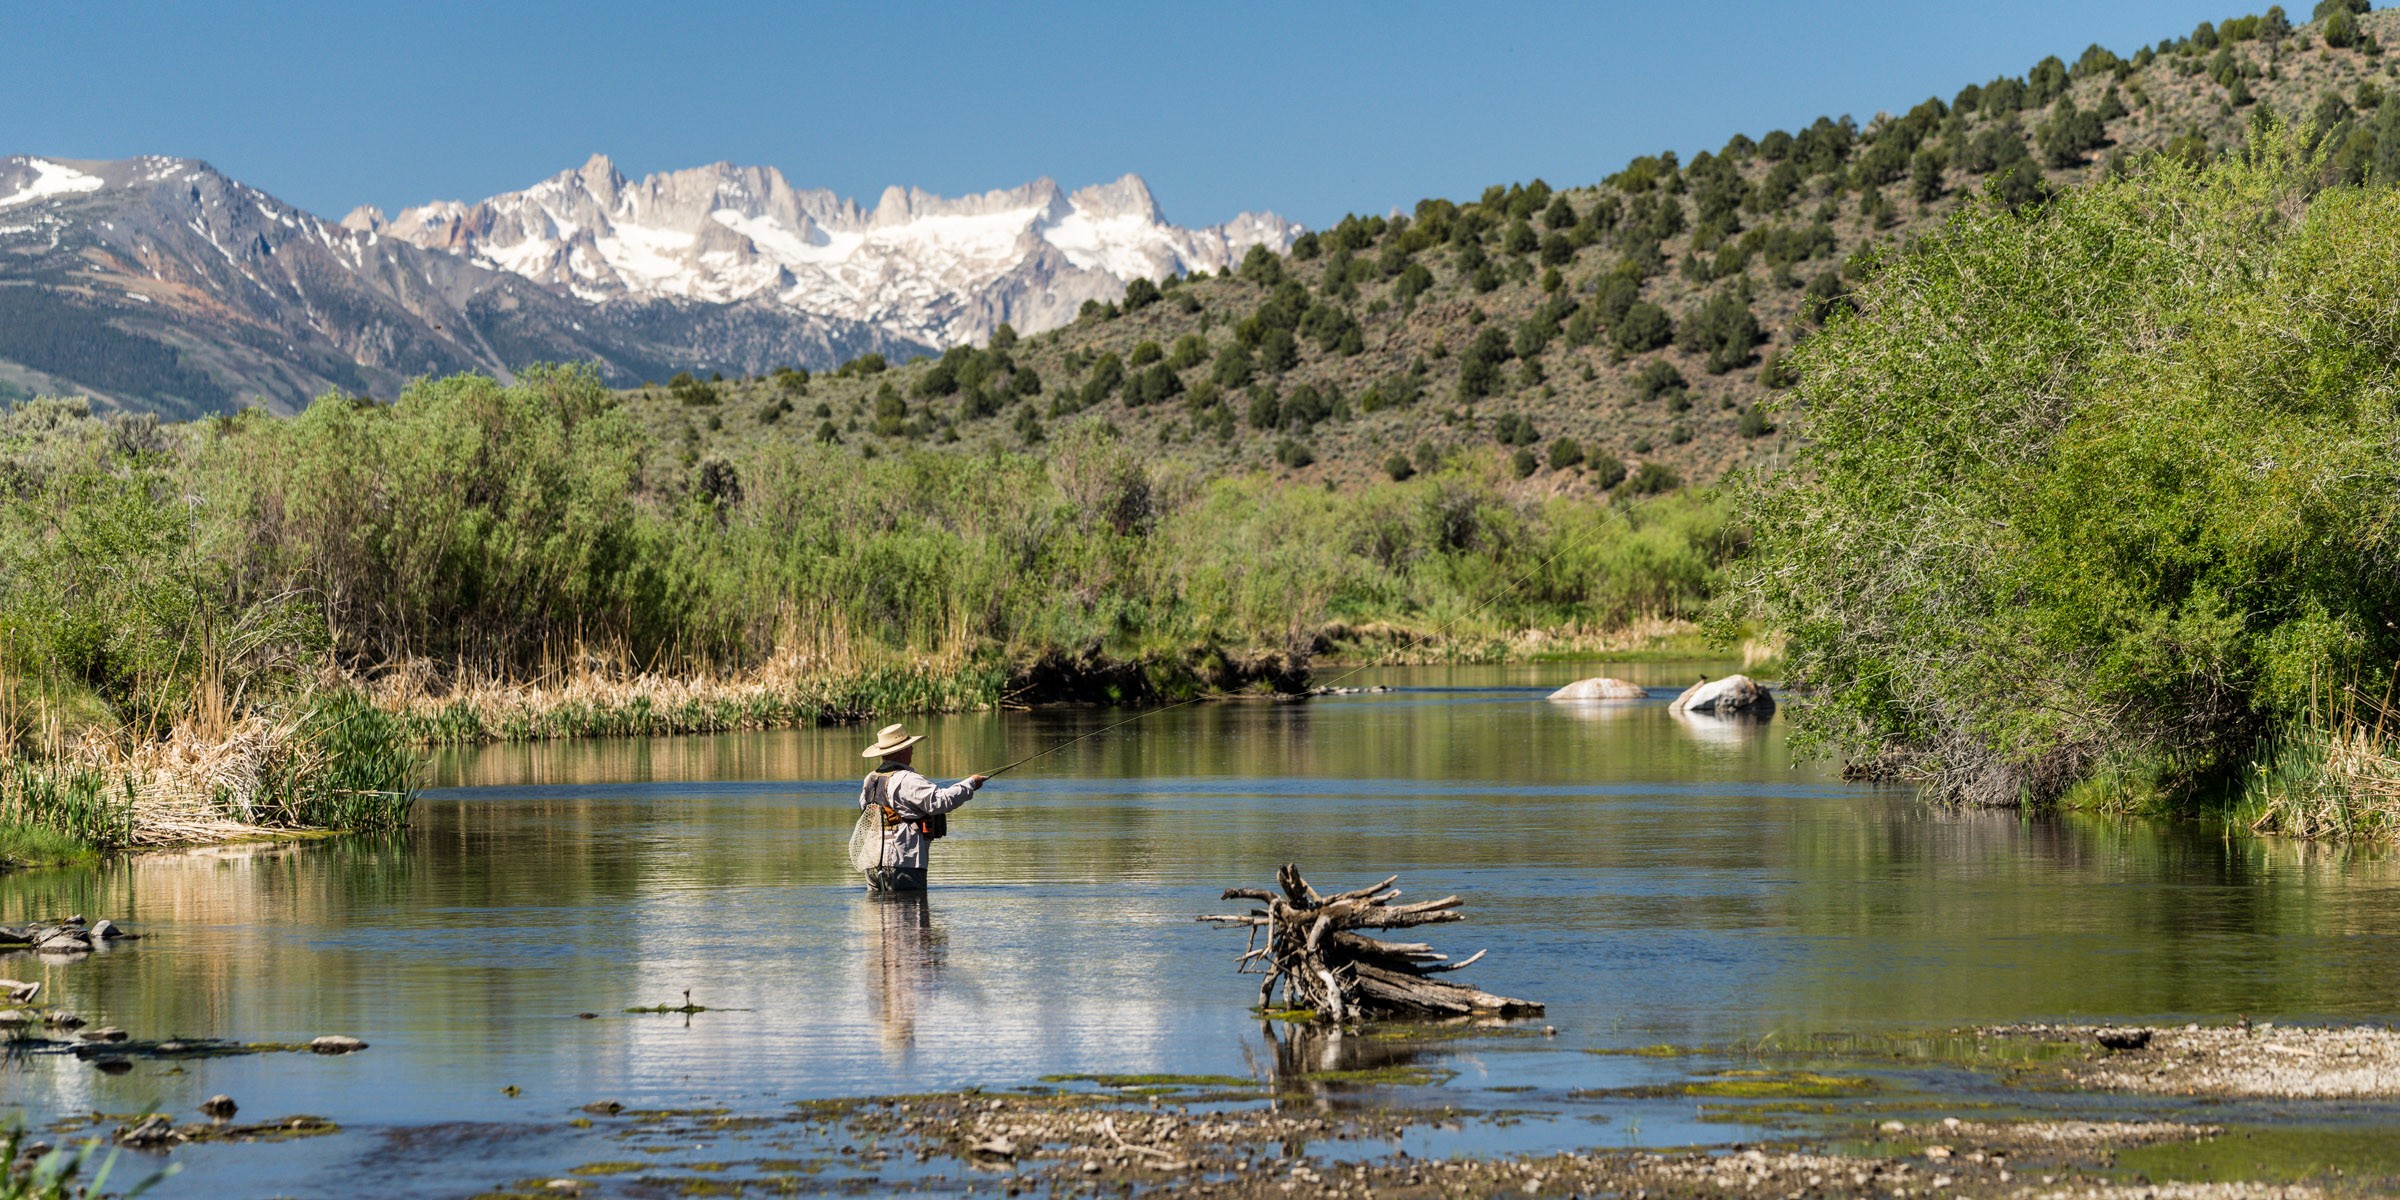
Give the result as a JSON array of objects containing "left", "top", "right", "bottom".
[{"left": 5, "top": 662, "right": 2400, "bottom": 1196}]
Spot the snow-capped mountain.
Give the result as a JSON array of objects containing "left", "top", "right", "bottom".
[
  {"left": 0, "top": 155, "right": 908, "bottom": 415},
  {"left": 348, "top": 155, "right": 1302, "bottom": 347}
]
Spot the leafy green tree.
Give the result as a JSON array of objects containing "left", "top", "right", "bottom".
[
  {"left": 1166, "top": 333, "right": 1209, "bottom": 371},
  {"left": 2039, "top": 97, "right": 2109, "bottom": 167},
  {"left": 1211, "top": 343, "right": 1255, "bottom": 388},
  {"left": 1730, "top": 131, "right": 2400, "bottom": 813},
  {"left": 1614, "top": 302, "right": 1675, "bottom": 353},
  {"left": 1911, "top": 148, "right": 1947, "bottom": 203},
  {"left": 1504, "top": 220, "right": 1539, "bottom": 255},
  {"left": 1539, "top": 231, "right": 1574, "bottom": 267},
  {"left": 1382, "top": 453, "right": 1416, "bottom": 481},
  {"left": 1587, "top": 448, "right": 1627, "bottom": 488},
  {"left": 1633, "top": 359, "right": 1688, "bottom": 402},
  {"left": 1737, "top": 405, "right": 1775, "bottom": 438},
  {"left": 2193, "top": 19, "right": 2220, "bottom": 49},
  {"left": 1246, "top": 386, "right": 1282, "bottom": 429},
  {"left": 2316, "top": 0, "right": 2368, "bottom": 20},
  {"left": 1122, "top": 277, "right": 1162, "bottom": 311},
  {"left": 1126, "top": 363, "right": 1183, "bottom": 407},
  {"left": 1257, "top": 326, "right": 1300, "bottom": 373},
  {"left": 1493, "top": 412, "right": 1540, "bottom": 446},
  {"left": 1678, "top": 289, "right": 1767, "bottom": 373},
  {"left": 1238, "top": 244, "right": 1285, "bottom": 285},
  {"left": 957, "top": 385, "right": 1002, "bottom": 420},
  {"left": 2327, "top": 9, "right": 2362, "bottom": 47},
  {"left": 2071, "top": 44, "right": 2122, "bottom": 79},
  {"left": 1546, "top": 437, "right": 1584, "bottom": 470},
  {"left": 1510, "top": 447, "right": 1540, "bottom": 478}
]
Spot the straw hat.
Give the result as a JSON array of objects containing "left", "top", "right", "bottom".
[{"left": 861, "top": 722, "right": 926, "bottom": 759}]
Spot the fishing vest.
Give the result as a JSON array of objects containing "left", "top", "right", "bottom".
[{"left": 865, "top": 768, "right": 947, "bottom": 840}]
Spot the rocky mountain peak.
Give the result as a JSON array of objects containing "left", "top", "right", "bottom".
[
  {"left": 372, "top": 158, "right": 1303, "bottom": 347},
  {"left": 1068, "top": 174, "right": 1163, "bottom": 224}
]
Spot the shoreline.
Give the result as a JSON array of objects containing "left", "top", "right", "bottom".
[
  {"left": 1, "top": 624, "right": 1721, "bottom": 870},
  {"left": 12, "top": 1019, "right": 2396, "bottom": 1197}
]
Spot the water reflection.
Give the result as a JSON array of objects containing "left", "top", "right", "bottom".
[
  {"left": 865, "top": 892, "right": 944, "bottom": 1051},
  {"left": 1671, "top": 709, "right": 1765, "bottom": 748}
]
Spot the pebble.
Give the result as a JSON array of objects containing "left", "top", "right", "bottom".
[
  {"left": 309, "top": 1035, "right": 368, "bottom": 1054},
  {"left": 200, "top": 1095, "right": 238, "bottom": 1119}
]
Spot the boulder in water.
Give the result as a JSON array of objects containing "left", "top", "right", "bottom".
[
  {"left": 1669, "top": 674, "right": 1774, "bottom": 715},
  {"left": 1547, "top": 677, "right": 1647, "bottom": 701}
]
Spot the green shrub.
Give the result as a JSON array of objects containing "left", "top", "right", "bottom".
[
  {"left": 1614, "top": 303, "right": 1675, "bottom": 352},
  {"left": 1623, "top": 461, "right": 1682, "bottom": 495},
  {"left": 1588, "top": 449, "right": 1627, "bottom": 489},
  {"left": 1731, "top": 127, "right": 2400, "bottom": 811}
]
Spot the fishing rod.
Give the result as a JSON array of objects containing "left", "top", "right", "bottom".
[{"left": 973, "top": 520, "right": 1602, "bottom": 780}]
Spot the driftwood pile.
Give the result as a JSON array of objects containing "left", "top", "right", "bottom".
[{"left": 1199, "top": 865, "right": 1542, "bottom": 1021}]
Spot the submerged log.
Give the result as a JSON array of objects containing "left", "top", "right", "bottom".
[{"left": 1198, "top": 864, "right": 1542, "bottom": 1021}]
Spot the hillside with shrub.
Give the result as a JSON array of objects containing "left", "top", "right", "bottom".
[{"left": 618, "top": 3, "right": 2400, "bottom": 494}]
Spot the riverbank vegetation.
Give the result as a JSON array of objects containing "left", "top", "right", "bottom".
[
  {"left": 0, "top": 373, "right": 1735, "bottom": 856},
  {"left": 1732, "top": 125, "right": 2400, "bottom": 836}
]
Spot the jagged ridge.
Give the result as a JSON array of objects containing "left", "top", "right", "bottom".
[{"left": 355, "top": 156, "right": 1302, "bottom": 347}]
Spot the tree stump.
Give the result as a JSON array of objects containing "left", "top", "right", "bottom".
[{"left": 1198, "top": 864, "right": 1543, "bottom": 1021}]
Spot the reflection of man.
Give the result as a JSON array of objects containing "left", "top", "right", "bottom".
[
  {"left": 869, "top": 890, "right": 941, "bottom": 1051},
  {"left": 857, "top": 722, "right": 987, "bottom": 894}
]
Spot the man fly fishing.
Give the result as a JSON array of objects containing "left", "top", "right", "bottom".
[{"left": 852, "top": 722, "right": 988, "bottom": 894}]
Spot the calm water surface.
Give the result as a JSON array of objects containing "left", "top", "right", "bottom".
[{"left": 6, "top": 661, "right": 2399, "bottom": 1196}]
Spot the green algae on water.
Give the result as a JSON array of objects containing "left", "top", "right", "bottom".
[{"left": 2111, "top": 1126, "right": 2400, "bottom": 1187}]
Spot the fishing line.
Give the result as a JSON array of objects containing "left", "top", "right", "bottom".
[{"left": 975, "top": 516, "right": 1606, "bottom": 779}]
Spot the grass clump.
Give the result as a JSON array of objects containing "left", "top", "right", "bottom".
[
  {"left": 1731, "top": 125, "right": 2400, "bottom": 827},
  {"left": 2240, "top": 690, "right": 2400, "bottom": 841}
]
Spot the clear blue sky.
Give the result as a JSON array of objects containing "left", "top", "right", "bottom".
[{"left": 5, "top": 1, "right": 2240, "bottom": 229}]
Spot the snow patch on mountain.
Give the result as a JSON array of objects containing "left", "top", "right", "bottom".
[
  {"left": 368, "top": 156, "right": 1301, "bottom": 346},
  {"left": 0, "top": 158, "right": 105, "bottom": 209}
]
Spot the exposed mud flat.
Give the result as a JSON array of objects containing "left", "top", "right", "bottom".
[{"left": 1988, "top": 1023, "right": 2400, "bottom": 1098}]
